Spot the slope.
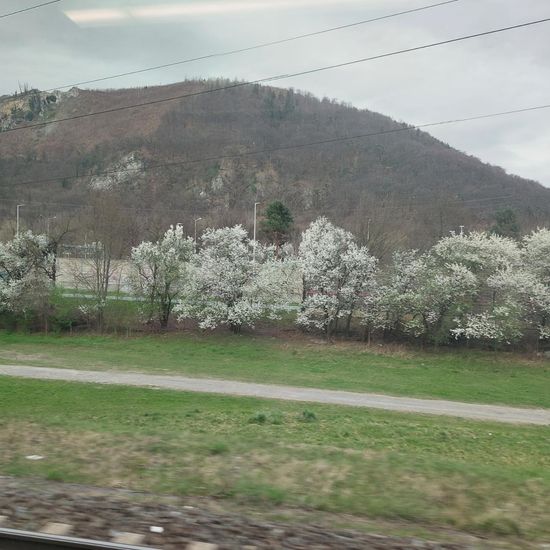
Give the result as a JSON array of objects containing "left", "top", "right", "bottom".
[{"left": 1, "top": 80, "right": 549, "bottom": 252}]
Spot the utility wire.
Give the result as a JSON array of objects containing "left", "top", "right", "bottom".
[
  {"left": 0, "top": 194, "right": 518, "bottom": 213},
  {"left": 0, "top": 0, "right": 60, "bottom": 19},
  {"left": 41, "top": 0, "right": 459, "bottom": 92},
  {"left": 7, "top": 102, "right": 550, "bottom": 188},
  {"left": 3, "top": 16, "right": 550, "bottom": 135}
]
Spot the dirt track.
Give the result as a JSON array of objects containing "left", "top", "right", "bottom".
[{"left": 2, "top": 364, "right": 550, "bottom": 425}]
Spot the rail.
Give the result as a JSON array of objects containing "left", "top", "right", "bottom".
[{"left": 0, "top": 528, "right": 154, "bottom": 550}]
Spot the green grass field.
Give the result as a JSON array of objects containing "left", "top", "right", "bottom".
[
  {"left": 0, "top": 331, "right": 549, "bottom": 408},
  {"left": 1, "top": 376, "right": 549, "bottom": 542}
]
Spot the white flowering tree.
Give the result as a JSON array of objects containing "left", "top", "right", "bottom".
[
  {"left": 523, "top": 228, "right": 550, "bottom": 286},
  {"left": 297, "top": 217, "right": 377, "bottom": 339},
  {"left": 130, "top": 225, "right": 194, "bottom": 328},
  {"left": 0, "top": 231, "right": 54, "bottom": 315},
  {"left": 362, "top": 232, "right": 521, "bottom": 345},
  {"left": 409, "top": 261, "right": 477, "bottom": 343},
  {"left": 453, "top": 229, "right": 550, "bottom": 345},
  {"left": 362, "top": 249, "right": 477, "bottom": 344},
  {"left": 176, "top": 225, "right": 294, "bottom": 332},
  {"left": 522, "top": 228, "right": 550, "bottom": 340},
  {"left": 361, "top": 250, "right": 425, "bottom": 338},
  {"left": 431, "top": 231, "right": 521, "bottom": 279},
  {"left": 452, "top": 268, "right": 537, "bottom": 344},
  {"left": 427, "top": 232, "right": 524, "bottom": 345}
]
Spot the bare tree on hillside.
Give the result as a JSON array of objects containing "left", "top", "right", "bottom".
[
  {"left": 43, "top": 214, "right": 75, "bottom": 285},
  {"left": 351, "top": 195, "right": 410, "bottom": 262},
  {"left": 70, "top": 192, "right": 135, "bottom": 329}
]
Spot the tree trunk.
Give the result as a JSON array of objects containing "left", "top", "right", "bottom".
[
  {"left": 159, "top": 298, "right": 171, "bottom": 330},
  {"left": 97, "top": 305, "right": 104, "bottom": 333},
  {"left": 345, "top": 312, "right": 353, "bottom": 337},
  {"left": 326, "top": 319, "right": 334, "bottom": 342},
  {"left": 230, "top": 322, "right": 242, "bottom": 334},
  {"left": 51, "top": 242, "right": 58, "bottom": 285}
]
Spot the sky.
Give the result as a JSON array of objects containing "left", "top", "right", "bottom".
[{"left": 1, "top": 0, "right": 549, "bottom": 186}]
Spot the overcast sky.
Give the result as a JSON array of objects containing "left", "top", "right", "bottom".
[{"left": 2, "top": 0, "right": 549, "bottom": 186}]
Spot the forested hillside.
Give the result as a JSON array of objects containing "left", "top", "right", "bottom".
[{"left": 1, "top": 79, "right": 549, "bottom": 255}]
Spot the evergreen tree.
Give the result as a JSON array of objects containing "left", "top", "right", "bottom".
[
  {"left": 490, "top": 209, "right": 520, "bottom": 239},
  {"left": 261, "top": 201, "right": 293, "bottom": 256}
]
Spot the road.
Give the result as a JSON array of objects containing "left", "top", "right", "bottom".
[{"left": 1, "top": 365, "right": 549, "bottom": 425}]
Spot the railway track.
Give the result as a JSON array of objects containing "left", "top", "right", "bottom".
[{"left": 0, "top": 528, "right": 154, "bottom": 550}]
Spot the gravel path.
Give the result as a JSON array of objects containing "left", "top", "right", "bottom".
[{"left": 2, "top": 364, "right": 550, "bottom": 425}]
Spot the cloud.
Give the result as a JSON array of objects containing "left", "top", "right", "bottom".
[
  {"left": 64, "top": 8, "right": 127, "bottom": 25},
  {"left": 65, "top": 0, "right": 368, "bottom": 26},
  {"left": 1, "top": 0, "right": 549, "bottom": 186}
]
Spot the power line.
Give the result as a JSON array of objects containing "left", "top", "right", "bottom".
[
  {"left": 0, "top": 0, "right": 60, "bottom": 19},
  {"left": 40, "top": 0, "right": 459, "bottom": 93},
  {"left": 3, "top": 16, "right": 550, "bottom": 135},
  {"left": 6, "top": 102, "right": 550, "bottom": 188},
  {"left": 0, "top": 194, "right": 518, "bottom": 212}
]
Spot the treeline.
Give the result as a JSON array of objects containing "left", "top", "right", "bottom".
[{"left": 1, "top": 210, "right": 549, "bottom": 350}]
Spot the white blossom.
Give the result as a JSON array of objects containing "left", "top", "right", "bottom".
[
  {"left": 431, "top": 231, "right": 521, "bottom": 275},
  {"left": 175, "top": 225, "right": 295, "bottom": 332},
  {"left": 298, "top": 217, "right": 377, "bottom": 338},
  {"left": 0, "top": 231, "right": 54, "bottom": 313},
  {"left": 130, "top": 225, "right": 194, "bottom": 328},
  {"left": 364, "top": 248, "right": 478, "bottom": 342},
  {"left": 522, "top": 228, "right": 550, "bottom": 285}
]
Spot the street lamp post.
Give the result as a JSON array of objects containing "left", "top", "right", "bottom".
[
  {"left": 45, "top": 216, "right": 58, "bottom": 285},
  {"left": 253, "top": 202, "right": 260, "bottom": 262},
  {"left": 46, "top": 215, "right": 57, "bottom": 235},
  {"left": 194, "top": 217, "right": 202, "bottom": 252},
  {"left": 16, "top": 204, "right": 24, "bottom": 236}
]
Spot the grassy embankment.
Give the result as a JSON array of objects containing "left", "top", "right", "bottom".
[
  {"left": 0, "top": 376, "right": 549, "bottom": 542},
  {"left": 0, "top": 332, "right": 548, "bottom": 408}
]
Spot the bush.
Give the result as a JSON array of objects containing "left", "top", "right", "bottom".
[
  {"left": 208, "top": 442, "right": 229, "bottom": 455},
  {"left": 300, "top": 410, "right": 317, "bottom": 423},
  {"left": 248, "top": 410, "right": 284, "bottom": 425},
  {"left": 47, "top": 290, "right": 87, "bottom": 333}
]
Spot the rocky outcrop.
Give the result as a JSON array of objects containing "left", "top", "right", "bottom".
[
  {"left": 0, "top": 89, "right": 63, "bottom": 131},
  {"left": 89, "top": 151, "right": 144, "bottom": 190}
]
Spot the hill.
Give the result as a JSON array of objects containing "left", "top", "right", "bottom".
[{"left": 1, "top": 79, "right": 549, "bottom": 254}]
